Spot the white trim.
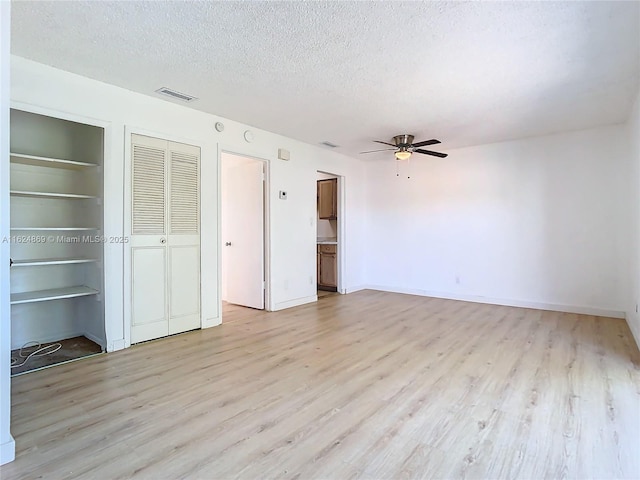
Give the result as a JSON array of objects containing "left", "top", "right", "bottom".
[
  {"left": 363, "top": 285, "right": 626, "bottom": 318},
  {"left": 0, "top": 1, "right": 13, "bottom": 465},
  {"left": 345, "top": 285, "right": 368, "bottom": 294},
  {"left": 83, "top": 331, "right": 106, "bottom": 350},
  {"left": 202, "top": 316, "right": 221, "bottom": 329},
  {"left": 10, "top": 101, "right": 111, "bottom": 129},
  {"left": 108, "top": 339, "right": 126, "bottom": 352},
  {"left": 316, "top": 170, "right": 347, "bottom": 295},
  {"left": 626, "top": 315, "right": 640, "bottom": 349},
  {"left": 273, "top": 295, "right": 317, "bottom": 311},
  {"left": 337, "top": 175, "right": 346, "bottom": 294},
  {"left": 1, "top": 436, "right": 15, "bottom": 465}
]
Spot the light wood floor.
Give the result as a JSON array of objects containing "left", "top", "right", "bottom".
[{"left": 2, "top": 290, "right": 639, "bottom": 479}]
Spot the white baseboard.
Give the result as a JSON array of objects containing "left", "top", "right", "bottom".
[
  {"left": 273, "top": 295, "right": 317, "bottom": 311},
  {"left": 625, "top": 313, "right": 640, "bottom": 349},
  {"left": 83, "top": 332, "right": 106, "bottom": 350},
  {"left": 202, "top": 316, "right": 221, "bottom": 329},
  {"left": 108, "top": 339, "right": 126, "bottom": 352},
  {"left": 363, "top": 285, "right": 626, "bottom": 319},
  {"left": 1, "top": 436, "right": 15, "bottom": 465},
  {"left": 345, "top": 285, "right": 367, "bottom": 294}
]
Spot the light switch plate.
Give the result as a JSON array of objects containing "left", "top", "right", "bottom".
[{"left": 279, "top": 191, "right": 287, "bottom": 200}]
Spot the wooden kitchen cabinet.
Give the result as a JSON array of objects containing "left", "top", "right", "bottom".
[
  {"left": 317, "top": 178, "right": 337, "bottom": 220},
  {"left": 317, "top": 244, "right": 337, "bottom": 291}
]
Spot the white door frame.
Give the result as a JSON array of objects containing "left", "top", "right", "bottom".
[
  {"left": 123, "top": 126, "right": 204, "bottom": 348},
  {"left": 317, "top": 171, "right": 346, "bottom": 294},
  {"left": 218, "top": 147, "right": 271, "bottom": 316}
]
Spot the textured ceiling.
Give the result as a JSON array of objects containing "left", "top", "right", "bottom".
[{"left": 10, "top": 1, "right": 640, "bottom": 157}]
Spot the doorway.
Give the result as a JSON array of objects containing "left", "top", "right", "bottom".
[
  {"left": 221, "top": 152, "right": 266, "bottom": 311},
  {"left": 316, "top": 171, "right": 344, "bottom": 297}
]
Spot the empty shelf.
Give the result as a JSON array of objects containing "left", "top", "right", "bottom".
[
  {"left": 11, "top": 257, "right": 98, "bottom": 267},
  {"left": 10, "top": 152, "right": 98, "bottom": 169},
  {"left": 10, "top": 286, "right": 100, "bottom": 305},
  {"left": 10, "top": 190, "right": 97, "bottom": 199}
]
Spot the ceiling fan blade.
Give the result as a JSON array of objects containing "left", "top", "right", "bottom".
[
  {"left": 373, "top": 140, "right": 397, "bottom": 147},
  {"left": 360, "top": 148, "right": 397, "bottom": 154},
  {"left": 415, "top": 149, "right": 448, "bottom": 158},
  {"left": 412, "top": 139, "right": 441, "bottom": 148}
]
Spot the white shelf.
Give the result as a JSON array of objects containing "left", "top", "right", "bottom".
[
  {"left": 10, "top": 190, "right": 97, "bottom": 199},
  {"left": 10, "top": 152, "right": 98, "bottom": 169},
  {"left": 11, "top": 227, "right": 100, "bottom": 231},
  {"left": 10, "top": 286, "right": 100, "bottom": 305},
  {"left": 11, "top": 258, "right": 98, "bottom": 267}
]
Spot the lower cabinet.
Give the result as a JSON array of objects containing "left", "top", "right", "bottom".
[{"left": 317, "top": 244, "right": 337, "bottom": 291}]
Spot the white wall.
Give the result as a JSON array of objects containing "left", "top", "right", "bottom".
[
  {"left": 625, "top": 86, "right": 640, "bottom": 347},
  {"left": 0, "top": 1, "right": 15, "bottom": 466},
  {"left": 364, "top": 125, "right": 630, "bottom": 317},
  {"left": 9, "top": 56, "right": 367, "bottom": 346}
]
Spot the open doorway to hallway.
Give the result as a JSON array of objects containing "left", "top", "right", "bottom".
[{"left": 221, "top": 152, "right": 266, "bottom": 311}]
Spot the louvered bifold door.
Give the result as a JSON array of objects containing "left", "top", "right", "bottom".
[
  {"left": 130, "top": 134, "right": 169, "bottom": 343},
  {"left": 167, "top": 142, "right": 201, "bottom": 335}
]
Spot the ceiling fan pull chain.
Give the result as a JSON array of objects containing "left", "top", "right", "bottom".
[
  {"left": 396, "top": 159, "right": 399, "bottom": 177},
  {"left": 407, "top": 157, "right": 411, "bottom": 179}
]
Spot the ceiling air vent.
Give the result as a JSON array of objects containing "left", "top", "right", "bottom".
[
  {"left": 320, "top": 141, "right": 339, "bottom": 148},
  {"left": 155, "top": 87, "right": 198, "bottom": 103}
]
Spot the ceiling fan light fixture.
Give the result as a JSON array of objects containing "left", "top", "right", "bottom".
[{"left": 395, "top": 150, "right": 411, "bottom": 161}]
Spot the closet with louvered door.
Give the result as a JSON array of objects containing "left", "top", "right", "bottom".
[
  {"left": 130, "top": 134, "right": 200, "bottom": 344},
  {"left": 9, "top": 109, "right": 105, "bottom": 374}
]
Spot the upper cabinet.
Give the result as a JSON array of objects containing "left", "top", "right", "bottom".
[{"left": 317, "top": 178, "right": 337, "bottom": 220}]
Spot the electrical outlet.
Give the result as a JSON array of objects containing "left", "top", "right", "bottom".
[{"left": 309, "top": 276, "right": 313, "bottom": 284}]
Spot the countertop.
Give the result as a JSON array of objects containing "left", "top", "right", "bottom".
[{"left": 317, "top": 237, "right": 338, "bottom": 245}]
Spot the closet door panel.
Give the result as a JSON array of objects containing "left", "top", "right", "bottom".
[
  {"left": 167, "top": 142, "right": 200, "bottom": 335},
  {"left": 130, "top": 134, "right": 169, "bottom": 343},
  {"left": 168, "top": 244, "right": 200, "bottom": 335},
  {"left": 131, "top": 246, "right": 167, "bottom": 343},
  {"left": 169, "top": 149, "right": 199, "bottom": 235},
  {"left": 132, "top": 142, "right": 166, "bottom": 235}
]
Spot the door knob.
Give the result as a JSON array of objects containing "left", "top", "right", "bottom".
[
  {"left": 160, "top": 238, "right": 166, "bottom": 244},
  {"left": 225, "top": 242, "right": 232, "bottom": 246}
]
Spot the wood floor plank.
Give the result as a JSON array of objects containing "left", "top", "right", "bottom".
[{"left": 2, "top": 290, "right": 639, "bottom": 479}]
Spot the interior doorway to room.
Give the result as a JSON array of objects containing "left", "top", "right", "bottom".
[
  {"left": 221, "top": 152, "right": 266, "bottom": 310},
  {"left": 316, "top": 171, "right": 343, "bottom": 298}
]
